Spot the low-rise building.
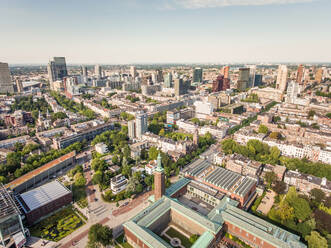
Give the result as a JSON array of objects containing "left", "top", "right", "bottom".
[
  {"left": 110, "top": 174, "right": 128, "bottom": 194},
  {"left": 284, "top": 170, "right": 331, "bottom": 194},
  {"left": 95, "top": 142, "right": 108, "bottom": 154}
]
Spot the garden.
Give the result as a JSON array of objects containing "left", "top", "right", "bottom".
[{"left": 29, "top": 206, "right": 85, "bottom": 242}]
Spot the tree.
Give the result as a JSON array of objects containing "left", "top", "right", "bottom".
[
  {"left": 273, "top": 181, "right": 286, "bottom": 195},
  {"left": 92, "top": 171, "right": 103, "bottom": 185},
  {"left": 264, "top": 171, "right": 277, "bottom": 187},
  {"left": 278, "top": 201, "right": 294, "bottom": 222},
  {"left": 305, "top": 231, "right": 328, "bottom": 248},
  {"left": 315, "top": 209, "right": 331, "bottom": 233},
  {"left": 291, "top": 197, "right": 312, "bottom": 221},
  {"left": 269, "top": 132, "right": 281, "bottom": 140},
  {"left": 308, "top": 110, "right": 316, "bottom": 119},
  {"left": 74, "top": 173, "right": 86, "bottom": 187},
  {"left": 258, "top": 124, "right": 268, "bottom": 134},
  {"left": 310, "top": 188, "right": 325, "bottom": 206},
  {"left": 189, "top": 234, "right": 199, "bottom": 244},
  {"left": 87, "top": 224, "right": 113, "bottom": 248},
  {"left": 148, "top": 147, "right": 159, "bottom": 160}
]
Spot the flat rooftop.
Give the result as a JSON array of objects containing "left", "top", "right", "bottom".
[{"left": 19, "top": 180, "right": 71, "bottom": 212}]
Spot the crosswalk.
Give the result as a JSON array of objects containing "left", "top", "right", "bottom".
[{"left": 90, "top": 205, "right": 108, "bottom": 217}]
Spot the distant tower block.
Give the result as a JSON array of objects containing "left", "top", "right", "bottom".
[
  {"left": 193, "top": 129, "right": 199, "bottom": 146},
  {"left": 154, "top": 153, "right": 165, "bottom": 201}
]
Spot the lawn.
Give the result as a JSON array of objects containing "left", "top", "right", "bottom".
[
  {"left": 29, "top": 206, "right": 84, "bottom": 242},
  {"left": 165, "top": 227, "right": 192, "bottom": 248}
]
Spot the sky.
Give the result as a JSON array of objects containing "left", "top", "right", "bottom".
[{"left": 0, "top": 0, "right": 330, "bottom": 64}]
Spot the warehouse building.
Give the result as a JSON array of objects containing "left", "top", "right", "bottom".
[{"left": 16, "top": 180, "right": 72, "bottom": 225}]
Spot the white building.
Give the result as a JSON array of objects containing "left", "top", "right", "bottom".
[
  {"left": 194, "top": 101, "right": 213, "bottom": 116},
  {"left": 95, "top": 143, "right": 108, "bottom": 154},
  {"left": 145, "top": 161, "right": 157, "bottom": 175},
  {"left": 110, "top": 174, "right": 128, "bottom": 194},
  {"left": 276, "top": 65, "right": 288, "bottom": 92}
]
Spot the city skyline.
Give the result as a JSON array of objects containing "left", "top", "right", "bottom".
[{"left": 1, "top": 0, "right": 331, "bottom": 64}]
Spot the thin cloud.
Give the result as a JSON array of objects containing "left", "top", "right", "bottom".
[{"left": 171, "top": 0, "right": 316, "bottom": 9}]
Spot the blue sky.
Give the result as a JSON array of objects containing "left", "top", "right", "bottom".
[{"left": 0, "top": 0, "right": 330, "bottom": 64}]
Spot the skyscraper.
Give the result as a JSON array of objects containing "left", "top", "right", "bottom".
[
  {"left": 130, "top": 66, "right": 136, "bottom": 79},
  {"left": 221, "top": 66, "right": 230, "bottom": 79},
  {"left": 164, "top": 72, "right": 172, "bottom": 88},
  {"left": 128, "top": 120, "right": 136, "bottom": 140},
  {"left": 135, "top": 112, "right": 148, "bottom": 139},
  {"left": 156, "top": 69, "right": 163, "bottom": 83},
  {"left": 81, "top": 65, "right": 88, "bottom": 77},
  {"left": 276, "top": 65, "right": 288, "bottom": 92},
  {"left": 248, "top": 65, "right": 256, "bottom": 87},
  {"left": 315, "top": 68, "right": 324, "bottom": 83},
  {"left": 95, "top": 65, "right": 102, "bottom": 79},
  {"left": 0, "top": 62, "right": 14, "bottom": 93},
  {"left": 296, "top": 64, "right": 304, "bottom": 84},
  {"left": 174, "top": 78, "right": 187, "bottom": 96},
  {"left": 212, "top": 75, "right": 224, "bottom": 92},
  {"left": 286, "top": 81, "right": 300, "bottom": 104},
  {"left": 193, "top": 68, "right": 203, "bottom": 83},
  {"left": 47, "top": 57, "right": 68, "bottom": 83},
  {"left": 237, "top": 68, "right": 250, "bottom": 91}
]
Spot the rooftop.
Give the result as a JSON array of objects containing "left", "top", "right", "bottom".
[
  {"left": 6, "top": 151, "right": 76, "bottom": 190},
  {"left": 19, "top": 180, "right": 71, "bottom": 212}
]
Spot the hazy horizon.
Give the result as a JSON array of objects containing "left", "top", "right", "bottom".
[{"left": 1, "top": 0, "right": 331, "bottom": 64}]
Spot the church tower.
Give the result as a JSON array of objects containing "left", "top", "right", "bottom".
[{"left": 154, "top": 153, "right": 165, "bottom": 201}]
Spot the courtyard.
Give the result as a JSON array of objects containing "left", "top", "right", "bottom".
[{"left": 161, "top": 225, "right": 195, "bottom": 248}]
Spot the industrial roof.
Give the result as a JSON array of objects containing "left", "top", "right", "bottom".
[
  {"left": 6, "top": 151, "right": 75, "bottom": 190},
  {"left": 19, "top": 180, "right": 71, "bottom": 212},
  {"left": 205, "top": 167, "right": 241, "bottom": 191}
]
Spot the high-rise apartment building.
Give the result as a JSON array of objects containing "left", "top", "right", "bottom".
[
  {"left": 286, "top": 81, "right": 300, "bottom": 104},
  {"left": 237, "top": 68, "right": 250, "bottom": 91},
  {"left": 315, "top": 68, "right": 324, "bottom": 83},
  {"left": 276, "top": 65, "right": 288, "bottom": 92},
  {"left": 212, "top": 75, "right": 224, "bottom": 92},
  {"left": 174, "top": 78, "right": 187, "bottom": 96},
  {"left": 95, "top": 65, "right": 102, "bottom": 79},
  {"left": 164, "top": 72, "right": 172, "bottom": 88},
  {"left": 47, "top": 57, "right": 68, "bottom": 83},
  {"left": 81, "top": 65, "right": 88, "bottom": 77},
  {"left": 156, "top": 69, "right": 163, "bottom": 83},
  {"left": 0, "top": 62, "right": 14, "bottom": 93},
  {"left": 221, "top": 66, "right": 229, "bottom": 79},
  {"left": 128, "top": 120, "right": 136, "bottom": 140},
  {"left": 135, "top": 112, "right": 148, "bottom": 139},
  {"left": 192, "top": 68, "right": 203, "bottom": 83},
  {"left": 296, "top": 64, "right": 304, "bottom": 84},
  {"left": 130, "top": 66, "right": 137, "bottom": 79}
]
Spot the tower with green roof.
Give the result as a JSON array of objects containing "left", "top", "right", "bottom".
[{"left": 154, "top": 153, "right": 165, "bottom": 200}]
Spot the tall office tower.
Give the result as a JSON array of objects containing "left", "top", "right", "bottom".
[
  {"left": 128, "top": 120, "right": 136, "bottom": 140},
  {"left": 47, "top": 57, "right": 68, "bottom": 83},
  {"left": 248, "top": 65, "right": 256, "bottom": 87},
  {"left": 254, "top": 74, "right": 263, "bottom": 87},
  {"left": 192, "top": 68, "right": 203, "bottom": 83},
  {"left": 276, "top": 65, "right": 288, "bottom": 92},
  {"left": 156, "top": 69, "right": 163, "bottom": 83},
  {"left": 0, "top": 62, "right": 14, "bottom": 93},
  {"left": 16, "top": 79, "right": 23, "bottom": 93},
  {"left": 286, "top": 81, "right": 300, "bottom": 104},
  {"left": 237, "top": 68, "right": 250, "bottom": 91},
  {"left": 174, "top": 78, "right": 186, "bottom": 96},
  {"left": 221, "top": 66, "right": 230, "bottom": 79},
  {"left": 135, "top": 112, "right": 148, "bottom": 139},
  {"left": 296, "top": 64, "right": 304, "bottom": 84},
  {"left": 315, "top": 68, "right": 324, "bottom": 83},
  {"left": 164, "top": 72, "right": 172, "bottom": 88},
  {"left": 81, "top": 65, "right": 88, "bottom": 77},
  {"left": 130, "top": 66, "right": 136, "bottom": 79},
  {"left": 95, "top": 65, "right": 102, "bottom": 79},
  {"left": 212, "top": 75, "right": 224, "bottom": 92},
  {"left": 154, "top": 153, "right": 165, "bottom": 201}
]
